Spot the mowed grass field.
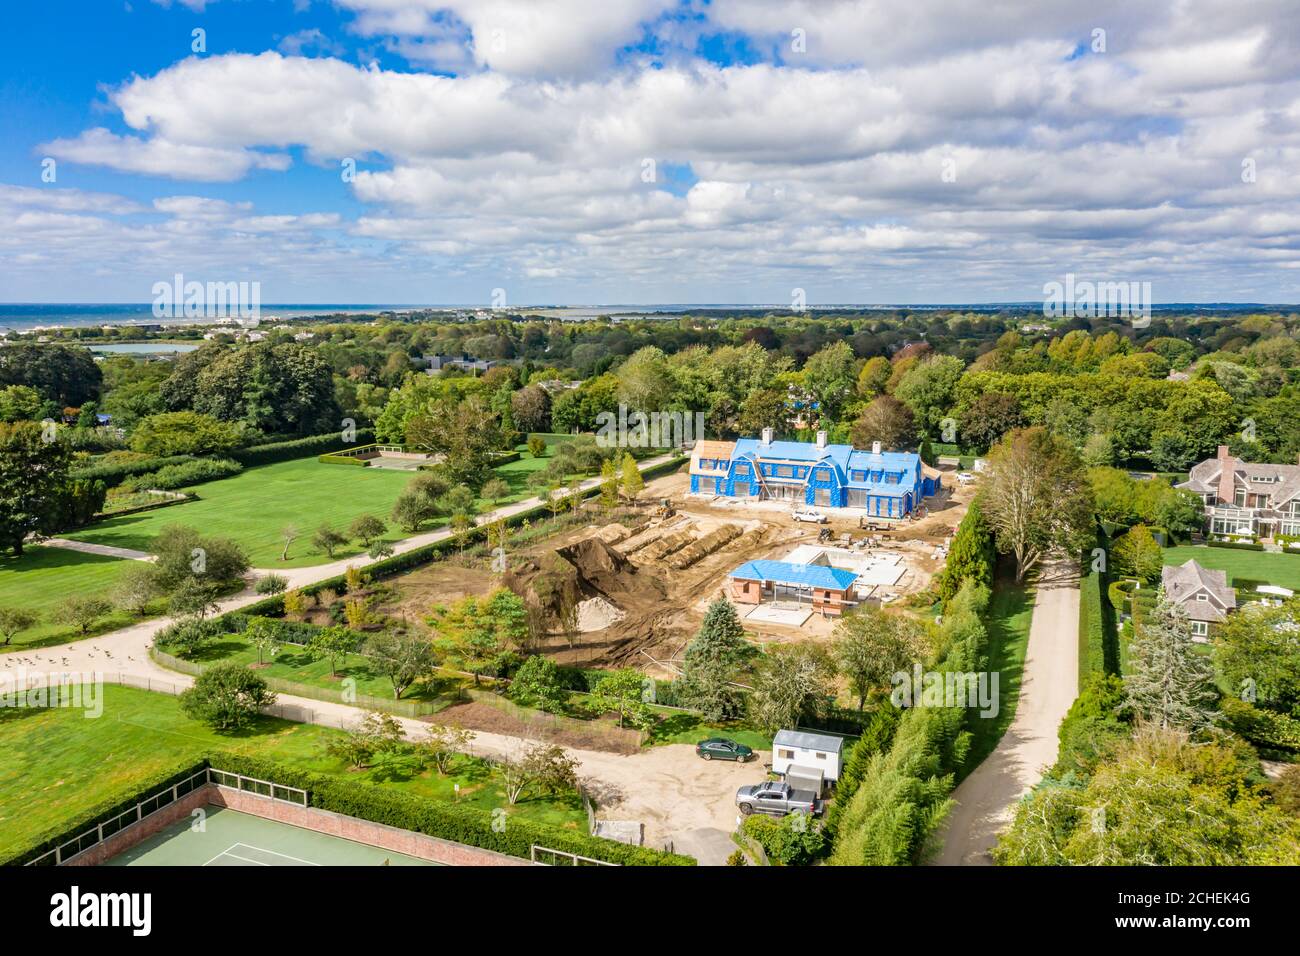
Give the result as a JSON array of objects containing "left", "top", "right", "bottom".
[
  {"left": 0, "top": 547, "right": 151, "bottom": 649},
  {"left": 186, "top": 633, "right": 458, "bottom": 703},
  {"left": 0, "top": 684, "right": 585, "bottom": 858},
  {"left": 68, "top": 457, "right": 417, "bottom": 568},
  {"left": 66, "top": 444, "right": 566, "bottom": 569},
  {"left": 1161, "top": 545, "right": 1300, "bottom": 591}
]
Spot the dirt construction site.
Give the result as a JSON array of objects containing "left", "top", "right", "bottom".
[{"left": 491, "top": 465, "right": 976, "bottom": 678}]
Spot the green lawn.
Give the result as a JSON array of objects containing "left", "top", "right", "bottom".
[
  {"left": 0, "top": 684, "right": 585, "bottom": 858},
  {"left": 646, "top": 711, "right": 773, "bottom": 751},
  {"left": 68, "top": 457, "right": 416, "bottom": 567},
  {"left": 184, "top": 633, "right": 459, "bottom": 704},
  {"left": 66, "top": 449, "right": 583, "bottom": 569},
  {"left": 1161, "top": 545, "right": 1300, "bottom": 591},
  {"left": 0, "top": 547, "right": 160, "bottom": 649},
  {"left": 961, "top": 576, "right": 1035, "bottom": 778}
]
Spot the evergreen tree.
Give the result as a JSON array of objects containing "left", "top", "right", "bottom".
[
  {"left": 919, "top": 435, "right": 936, "bottom": 466},
  {"left": 935, "top": 499, "right": 994, "bottom": 604},
  {"left": 1124, "top": 594, "right": 1220, "bottom": 732},
  {"left": 677, "top": 598, "right": 752, "bottom": 721}
]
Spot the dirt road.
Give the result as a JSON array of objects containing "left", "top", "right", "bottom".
[{"left": 932, "top": 559, "right": 1080, "bottom": 865}]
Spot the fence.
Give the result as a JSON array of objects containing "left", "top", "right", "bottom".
[
  {"left": 530, "top": 845, "right": 618, "bottom": 866},
  {"left": 464, "top": 688, "right": 646, "bottom": 752},
  {"left": 23, "top": 765, "right": 304, "bottom": 866}
]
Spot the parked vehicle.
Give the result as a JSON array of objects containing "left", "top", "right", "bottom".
[
  {"left": 696, "top": 737, "right": 754, "bottom": 762},
  {"left": 735, "top": 780, "right": 823, "bottom": 817},
  {"left": 956, "top": 472, "right": 977, "bottom": 485},
  {"left": 791, "top": 508, "right": 827, "bottom": 524}
]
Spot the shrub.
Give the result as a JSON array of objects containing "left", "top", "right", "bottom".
[
  {"left": 179, "top": 663, "right": 275, "bottom": 731},
  {"left": 256, "top": 573, "right": 289, "bottom": 595},
  {"left": 70, "top": 454, "right": 194, "bottom": 489},
  {"left": 740, "top": 812, "right": 826, "bottom": 865},
  {"left": 125, "top": 457, "right": 242, "bottom": 491}
]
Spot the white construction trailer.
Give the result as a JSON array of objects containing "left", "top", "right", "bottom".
[{"left": 772, "top": 729, "right": 845, "bottom": 793}]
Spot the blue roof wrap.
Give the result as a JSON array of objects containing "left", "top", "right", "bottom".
[{"left": 729, "top": 560, "right": 860, "bottom": 590}]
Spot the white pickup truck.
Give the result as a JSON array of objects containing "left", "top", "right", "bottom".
[{"left": 791, "top": 508, "right": 827, "bottom": 524}]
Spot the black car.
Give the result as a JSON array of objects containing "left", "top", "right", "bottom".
[{"left": 695, "top": 737, "right": 754, "bottom": 762}]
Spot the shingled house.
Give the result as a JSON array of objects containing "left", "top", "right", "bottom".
[
  {"left": 1179, "top": 445, "right": 1300, "bottom": 540},
  {"left": 1162, "top": 559, "right": 1237, "bottom": 640},
  {"left": 689, "top": 428, "right": 941, "bottom": 518}
]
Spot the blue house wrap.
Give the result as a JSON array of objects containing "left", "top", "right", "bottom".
[{"left": 689, "top": 434, "right": 940, "bottom": 517}]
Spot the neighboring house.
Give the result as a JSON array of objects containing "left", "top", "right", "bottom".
[
  {"left": 772, "top": 729, "right": 844, "bottom": 793},
  {"left": 689, "top": 428, "right": 940, "bottom": 517},
  {"left": 1162, "top": 559, "right": 1237, "bottom": 639},
  {"left": 729, "top": 559, "right": 860, "bottom": 617},
  {"left": 1178, "top": 445, "right": 1300, "bottom": 539},
  {"left": 417, "top": 353, "right": 498, "bottom": 374}
]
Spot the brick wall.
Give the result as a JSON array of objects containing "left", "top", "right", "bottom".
[
  {"left": 66, "top": 785, "right": 533, "bottom": 867},
  {"left": 210, "top": 787, "right": 532, "bottom": 866}
]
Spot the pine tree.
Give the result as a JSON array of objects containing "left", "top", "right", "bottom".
[
  {"left": 677, "top": 598, "right": 752, "bottom": 721},
  {"left": 1124, "top": 593, "right": 1219, "bottom": 732}
]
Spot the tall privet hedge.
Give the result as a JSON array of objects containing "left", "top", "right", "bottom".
[
  {"left": 829, "top": 580, "right": 991, "bottom": 865},
  {"left": 934, "top": 500, "right": 994, "bottom": 606}
]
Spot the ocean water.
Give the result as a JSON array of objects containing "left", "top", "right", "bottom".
[{"left": 0, "top": 303, "right": 426, "bottom": 331}]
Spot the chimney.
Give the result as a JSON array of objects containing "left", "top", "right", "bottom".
[
  {"left": 815, "top": 430, "right": 827, "bottom": 450},
  {"left": 872, "top": 441, "right": 882, "bottom": 455},
  {"left": 1216, "top": 445, "right": 1236, "bottom": 505},
  {"left": 760, "top": 427, "right": 773, "bottom": 446}
]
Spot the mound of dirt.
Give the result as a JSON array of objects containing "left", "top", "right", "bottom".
[
  {"left": 505, "top": 536, "right": 667, "bottom": 634},
  {"left": 577, "top": 596, "right": 627, "bottom": 631}
]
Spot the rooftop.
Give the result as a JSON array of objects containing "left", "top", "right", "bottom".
[
  {"left": 773, "top": 729, "right": 845, "bottom": 753},
  {"left": 729, "top": 559, "right": 859, "bottom": 591}
]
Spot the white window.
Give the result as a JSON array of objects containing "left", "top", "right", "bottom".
[
  {"left": 1191, "top": 621, "right": 1209, "bottom": 637},
  {"left": 1196, "top": 593, "right": 1209, "bottom": 602},
  {"left": 779, "top": 749, "right": 794, "bottom": 760}
]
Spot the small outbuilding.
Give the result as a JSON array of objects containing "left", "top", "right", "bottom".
[{"left": 772, "top": 729, "right": 844, "bottom": 788}]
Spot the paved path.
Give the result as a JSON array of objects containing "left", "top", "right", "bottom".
[
  {"left": 932, "top": 559, "right": 1080, "bottom": 866},
  {"left": 3, "top": 453, "right": 760, "bottom": 864},
  {"left": 37, "top": 538, "right": 154, "bottom": 561}
]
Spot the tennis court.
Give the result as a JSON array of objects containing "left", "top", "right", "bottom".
[{"left": 105, "top": 807, "right": 439, "bottom": 867}]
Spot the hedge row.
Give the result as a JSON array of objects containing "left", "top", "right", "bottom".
[
  {"left": 1079, "top": 523, "right": 1120, "bottom": 677},
  {"left": 829, "top": 580, "right": 993, "bottom": 865},
  {"left": 125, "top": 457, "right": 243, "bottom": 491},
  {"left": 232, "top": 428, "right": 375, "bottom": 467},
  {"left": 0, "top": 758, "right": 207, "bottom": 866},
  {"left": 1209, "top": 539, "right": 1266, "bottom": 552},
  {"left": 70, "top": 454, "right": 195, "bottom": 488},
  {"left": 204, "top": 751, "right": 694, "bottom": 865},
  {"left": 1222, "top": 698, "right": 1300, "bottom": 753}
]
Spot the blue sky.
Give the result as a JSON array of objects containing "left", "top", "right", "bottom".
[{"left": 2, "top": 0, "right": 1300, "bottom": 305}]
